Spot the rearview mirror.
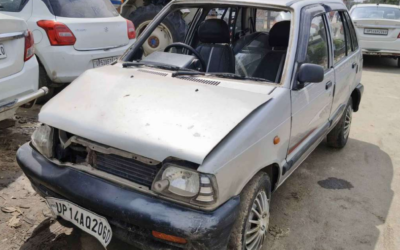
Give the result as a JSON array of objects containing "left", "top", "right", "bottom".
[{"left": 296, "top": 63, "right": 324, "bottom": 89}]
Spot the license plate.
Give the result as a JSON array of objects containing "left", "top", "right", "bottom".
[
  {"left": 46, "top": 197, "right": 112, "bottom": 247},
  {"left": 0, "top": 44, "right": 6, "bottom": 59},
  {"left": 364, "top": 28, "right": 388, "bottom": 36},
  {"left": 93, "top": 56, "right": 118, "bottom": 68}
]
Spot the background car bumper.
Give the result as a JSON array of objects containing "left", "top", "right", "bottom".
[
  {"left": 362, "top": 49, "right": 400, "bottom": 57},
  {"left": 36, "top": 40, "right": 136, "bottom": 84},
  {"left": 16, "top": 143, "right": 239, "bottom": 250},
  {"left": 0, "top": 57, "right": 40, "bottom": 120}
]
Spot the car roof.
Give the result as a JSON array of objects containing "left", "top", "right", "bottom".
[
  {"left": 352, "top": 4, "right": 400, "bottom": 9},
  {"left": 173, "top": 0, "right": 344, "bottom": 8}
]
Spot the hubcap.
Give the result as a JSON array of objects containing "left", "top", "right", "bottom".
[
  {"left": 343, "top": 105, "right": 353, "bottom": 139},
  {"left": 244, "top": 191, "right": 269, "bottom": 250},
  {"left": 136, "top": 21, "right": 173, "bottom": 56}
]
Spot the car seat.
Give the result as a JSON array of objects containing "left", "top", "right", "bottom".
[
  {"left": 253, "top": 21, "right": 290, "bottom": 82},
  {"left": 196, "top": 19, "right": 235, "bottom": 73}
]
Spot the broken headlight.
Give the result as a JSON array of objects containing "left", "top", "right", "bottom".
[
  {"left": 152, "top": 164, "right": 218, "bottom": 206},
  {"left": 31, "top": 124, "right": 54, "bottom": 158}
]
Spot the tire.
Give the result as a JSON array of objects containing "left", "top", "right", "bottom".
[
  {"left": 397, "top": 57, "right": 400, "bottom": 68},
  {"left": 36, "top": 64, "right": 55, "bottom": 105},
  {"left": 229, "top": 173, "right": 271, "bottom": 250},
  {"left": 327, "top": 97, "right": 353, "bottom": 149},
  {"left": 128, "top": 4, "right": 187, "bottom": 54}
]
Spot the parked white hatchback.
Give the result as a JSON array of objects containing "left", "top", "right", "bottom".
[
  {"left": 0, "top": 13, "right": 47, "bottom": 122},
  {"left": 350, "top": 4, "right": 400, "bottom": 67},
  {"left": 0, "top": 0, "right": 136, "bottom": 102}
]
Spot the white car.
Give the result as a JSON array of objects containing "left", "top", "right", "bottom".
[
  {"left": 350, "top": 4, "right": 400, "bottom": 67},
  {"left": 0, "top": 13, "right": 47, "bottom": 122},
  {"left": 0, "top": 0, "right": 137, "bottom": 102}
]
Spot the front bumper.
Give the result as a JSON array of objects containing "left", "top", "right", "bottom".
[{"left": 16, "top": 143, "right": 239, "bottom": 250}]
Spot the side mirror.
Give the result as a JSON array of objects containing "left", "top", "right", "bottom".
[{"left": 296, "top": 63, "right": 325, "bottom": 89}]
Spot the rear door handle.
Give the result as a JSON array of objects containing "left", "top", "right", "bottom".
[
  {"left": 326, "top": 81, "right": 333, "bottom": 90},
  {"left": 352, "top": 62, "right": 357, "bottom": 69}
]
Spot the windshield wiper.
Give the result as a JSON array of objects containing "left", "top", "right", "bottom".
[
  {"left": 172, "top": 71, "right": 271, "bottom": 82},
  {"left": 122, "top": 61, "right": 196, "bottom": 72}
]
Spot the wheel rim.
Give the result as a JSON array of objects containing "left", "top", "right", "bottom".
[
  {"left": 343, "top": 105, "right": 353, "bottom": 139},
  {"left": 136, "top": 21, "right": 174, "bottom": 56},
  {"left": 244, "top": 191, "right": 269, "bottom": 250}
]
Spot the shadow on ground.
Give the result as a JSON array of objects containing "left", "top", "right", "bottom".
[{"left": 266, "top": 139, "right": 393, "bottom": 250}]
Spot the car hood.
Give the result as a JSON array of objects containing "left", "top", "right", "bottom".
[{"left": 40, "top": 65, "right": 273, "bottom": 164}]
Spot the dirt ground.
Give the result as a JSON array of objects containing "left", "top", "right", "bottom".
[{"left": 0, "top": 56, "right": 399, "bottom": 250}]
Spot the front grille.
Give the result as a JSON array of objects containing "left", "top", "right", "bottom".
[{"left": 93, "top": 152, "right": 161, "bottom": 188}]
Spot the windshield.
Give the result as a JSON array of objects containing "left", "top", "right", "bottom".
[
  {"left": 351, "top": 6, "right": 400, "bottom": 20},
  {"left": 124, "top": 5, "right": 291, "bottom": 84},
  {"left": 42, "top": 0, "right": 119, "bottom": 18}
]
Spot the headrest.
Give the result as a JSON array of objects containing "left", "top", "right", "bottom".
[
  {"left": 198, "top": 19, "right": 230, "bottom": 44},
  {"left": 269, "top": 21, "right": 291, "bottom": 48}
]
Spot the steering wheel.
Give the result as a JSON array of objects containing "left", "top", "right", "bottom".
[{"left": 164, "top": 43, "right": 207, "bottom": 72}]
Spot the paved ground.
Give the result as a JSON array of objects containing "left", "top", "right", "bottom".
[{"left": 0, "top": 56, "right": 399, "bottom": 250}]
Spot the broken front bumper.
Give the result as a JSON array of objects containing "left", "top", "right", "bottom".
[{"left": 16, "top": 143, "right": 239, "bottom": 250}]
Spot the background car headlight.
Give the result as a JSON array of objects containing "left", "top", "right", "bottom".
[
  {"left": 31, "top": 124, "right": 54, "bottom": 158},
  {"left": 152, "top": 163, "right": 218, "bottom": 206}
]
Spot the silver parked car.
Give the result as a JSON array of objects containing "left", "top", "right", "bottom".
[{"left": 17, "top": 0, "right": 363, "bottom": 249}]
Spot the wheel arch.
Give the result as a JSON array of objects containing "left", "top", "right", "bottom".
[
  {"left": 257, "top": 163, "right": 281, "bottom": 192},
  {"left": 351, "top": 88, "right": 361, "bottom": 112}
]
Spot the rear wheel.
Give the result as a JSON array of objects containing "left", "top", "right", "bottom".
[
  {"left": 327, "top": 97, "right": 353, "bottom": 149},
  {"left": 36, "top": 64, "right": 55, "bottom": 105},
  {"left": 128, "top": 4, "right": 187, "bottom": 56},
  {"left": 397, "top": 57, "right": 400, "bottom": 68},
  {"left": 229, "top": 173, "right": 271, "bottom": 250}
]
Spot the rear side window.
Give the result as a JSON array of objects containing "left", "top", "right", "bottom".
[
  {"left": 344, "top": 12, "right": 359, "bottom": 50},
  {"left": 42, "top": 0, "right": 118, "bottom": 18},
  {"left": 305, "top": 15, "right": 329, "bottom": 70},
  {"left": 0, "top": 0, "right": 29, "bottom": 12},
  {"left": 327, "top": 11, "right": 346, "bottom": 63},
  {"left": 342, "top": 12, "right": 352, "bottom": 55}
]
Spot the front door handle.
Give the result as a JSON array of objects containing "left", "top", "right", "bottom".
[
  {"left": 326, "top": 81, "right": 333, "bottom": 90},
  {"left": 352, "top": 62, "right": 357, "bottom": 69}
]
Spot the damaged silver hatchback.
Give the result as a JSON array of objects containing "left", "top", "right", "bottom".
[{"left": 17, "top": 0, "right": 364, "bottom": 249}]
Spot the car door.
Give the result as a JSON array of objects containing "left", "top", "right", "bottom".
[
  {"left": 326, "top": 10, "right": 355, "bottom": 123},
  {"left": 285, "top": 7, "right": 334, "bottom": 176}
]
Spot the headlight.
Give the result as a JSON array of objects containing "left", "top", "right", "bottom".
[
  {"left": 31, "top": 124, "right": 54, "bottom": 158},
  {"left": 152, "top": 164, "right": 218, "bottom": 206}
]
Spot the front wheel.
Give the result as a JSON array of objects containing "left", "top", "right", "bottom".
[
  {"left": 229, "top": 173, "right": 271, "bottom": 250},
  {"left": 327, "top": 97, "right": 353, "bottom": 148}
]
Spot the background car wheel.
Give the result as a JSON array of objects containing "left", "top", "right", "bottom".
[
  {"left": 229, "top": 172, "right": 271, "bottom": 250},
  {"left": 128, "top": 4, "right": 187, "bottom": 56},
  {"left": 327, "top": 97, "right": 353, "bottom": 149},
  {"left": 36, "top": 64, "right": 55, "bottom": 105}
]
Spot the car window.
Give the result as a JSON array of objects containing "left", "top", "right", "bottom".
[
  {"left": 0, "top": 0, "right": 28, "bottom": 12},
  {"left": 42, "top": 0, "right": 118, "bottom": 18},
  {"left": 341, "top": 12, "right": 352, "bottom": 55},
  {"left": 305, "top": 15, "right": 329, "bottom": 70},
  {"left": 344, "top": 11, "right": 359, "bottom": 50},
  {"left": 351, "top": 6, "right": 400, "bottom": 20},
  {"left": 255, "top": 9, "right": 291, "bottom": 32},
  {"left": 327, "top": 11, "right": 346, "bottom": 64}
]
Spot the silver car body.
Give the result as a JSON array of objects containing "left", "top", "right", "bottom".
[{"left": 38, "top": 0, "right": 362, "bottom": 209}]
